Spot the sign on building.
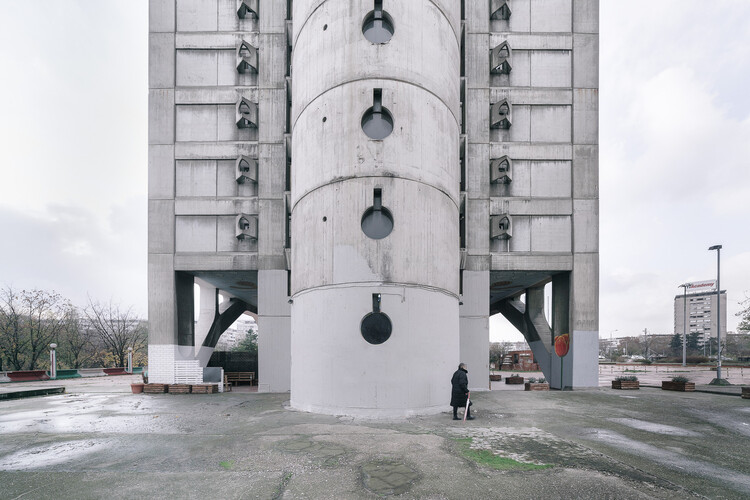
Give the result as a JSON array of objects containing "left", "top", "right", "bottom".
[{"left": 685, "top": 280, "right": 717, "bottom": 293}]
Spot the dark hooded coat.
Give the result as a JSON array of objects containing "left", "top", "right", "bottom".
[{"left": 450, "top": 367, "right": 469, "bottom": 407}]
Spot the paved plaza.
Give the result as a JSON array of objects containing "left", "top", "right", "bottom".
[{"left": 0, "top": 373, "right": 749, "bottom": 499}]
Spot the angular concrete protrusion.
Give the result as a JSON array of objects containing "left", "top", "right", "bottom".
[
  {"left": 236, "top": 97, "right": 258, "bottom": 129},
  {"left": 237, "top": 0, "right": 258, "bottom": 19},
  {"left": 490, "top": 214, "right": 512, "bottom": 240},
  {"left": 490, "top": 42, "right": 512, "bottom": 75},
  {"left": 490, "top": 0, "right": 511, "bottom": 20},
  {"left": 237, "top": 40, "right": 258, "bottom": 74},
  {"left": 490, "top": 99, "right": 511, "bottom": 129},
  {"left": 236, "top": 155, "right": 258, "bottom": 184},
  {"left": 236, "top": 214, "right": 258, "bottom": 240},
  {"left": 490, "top": 156, "right": 512, "bottom": 184}
]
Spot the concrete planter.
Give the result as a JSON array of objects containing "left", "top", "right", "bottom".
[
  {"left": 7, "top": 370, "right": 49, "bottom": 382},
  {"left": 742, "top": 387, "right": 749, "bottom": 400},
  {"left": 662, "top": 381, "right": 695, "bottom": 392},
  {"left": 192, "top": 384, "right": 218, "bottom": 394},
  {"left": 505, "top": 376, "right": 524, "bottom": 385},
  {"left": 103, "top": 368, "right": 128, "bottom": 376},
  {"left": 611, "top": 380, "right": 640, "bottom": 390},
  {"left": 524, "top": 383, "right": 549, "bottom": 391},
  {"left": 489, "top": 374, "right": 502, "bottom": 382},
  {"left": 168, "top": 384, "right": 192, "bottom": 394}
]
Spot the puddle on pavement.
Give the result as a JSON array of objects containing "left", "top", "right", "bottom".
[
  {"left": 0, "top": 394, "right": 181, "bottom": 435},
  {"left": 0, "top": 439, "right": 111, "bottom": 470},
  {"left": 583, "top": 428, "right": 750, "bottom": 494},
  {"left": 609, "top": 418, "right": 700, "bottom": 436}
]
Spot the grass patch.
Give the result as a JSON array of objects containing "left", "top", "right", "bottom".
[
  {"left": 219, "top": 460, "right": 234, "bottom": 470},
  {"left": 622, "top": 369, "right": 646, "bottom": 373},
  {"left": 454, "top": 438, "right": 552, "bottom": 471}
]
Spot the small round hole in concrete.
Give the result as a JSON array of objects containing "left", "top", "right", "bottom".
[
  {"left": 322, "top": 216, "right": 327, "bottom": 222},
  {"left": 322, "top": 116, "right": 327, "bottom": 122},
  {"left": 323, "top": 24, "right": 328, "bottom": 31}
]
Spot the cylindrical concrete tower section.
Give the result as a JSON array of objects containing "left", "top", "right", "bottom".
[{"left": 291, "top": 0, "right": 460, "bottom": 416}]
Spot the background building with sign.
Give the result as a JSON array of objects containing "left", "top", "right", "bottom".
[{"left": 674, "top": 290, "right": 727, "bottom": 345}]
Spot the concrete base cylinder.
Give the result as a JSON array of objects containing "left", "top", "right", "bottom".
[{"left": 290, "top": 286, "right": 458, "bottom": 417}]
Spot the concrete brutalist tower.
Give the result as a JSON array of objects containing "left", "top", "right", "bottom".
[{"left": 147, "top": 0, "right": 599, "bottom": 412}]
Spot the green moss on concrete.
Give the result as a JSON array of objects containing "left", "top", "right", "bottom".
[{"left": 454, "top": 438, "right": 552, "bottom": 471}]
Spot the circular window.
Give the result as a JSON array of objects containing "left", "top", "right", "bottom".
[
  {"left": 361, "top": 107, "right": 393, "bottom": 140},
  {"left": 362, "top": 11, "right": 394, "bottom": 44},
  {"left": 361, "top": 206, "right": 393, "bottom": 239},
  {"left": 360, "top": 312, "right": 392, "bottom": 344}
]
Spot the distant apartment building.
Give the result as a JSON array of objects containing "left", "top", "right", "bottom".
[{"left": 674, "top": 290, "right": 727, "bottom": 344}]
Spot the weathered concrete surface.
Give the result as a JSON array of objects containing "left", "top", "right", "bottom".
[{"left": 1, "top": 376, "right": 749, "bottom": 499}]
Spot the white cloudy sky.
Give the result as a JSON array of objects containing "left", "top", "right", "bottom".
[{"left": 1, "top": 2, "right": 748, "bottom": 339}]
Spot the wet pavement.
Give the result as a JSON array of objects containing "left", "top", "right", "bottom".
[{"left": 0, "top": 375, "right": 749, "bottom": 499}]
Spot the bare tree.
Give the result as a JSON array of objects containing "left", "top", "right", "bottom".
[
  {"left": 737, "top": 293, "right": 750, "bottom": 333},
  {"left": 0, "top": 286, "right": 23, "bottom": 370},
  {"left": 0, "top": 285, "right": 69, "bottom": 370},
  {"left": 83, "top": 298, "right": 147, "bottom": 367},
  {"left": 59, "top": 306, "right": 97, "bottom": 369}
]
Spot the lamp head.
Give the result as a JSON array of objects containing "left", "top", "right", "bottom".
[{"left": 708, "top": 245, "right": 722, "bottom": 251}]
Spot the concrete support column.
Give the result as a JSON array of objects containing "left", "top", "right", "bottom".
[
  {"left": 257, "top": 269, "right": 291, "bottom": 392},
  {"left": 194, "top": 280, "right": 217, "bottom": 350},
  {"left": 570, "top": 0, "right": 600, "bottom": 388},
  {"left": 147, "top": 1, "right": 177, "bottom": 385},
  {"left": 549, "top": 273, "right": 572, "bottom": 389},
  {"left": 459, "top": 270, "right": 490, "bottom": 391},
  {"left": 194, "top": 280, "right": 218, "bottom": 366}
]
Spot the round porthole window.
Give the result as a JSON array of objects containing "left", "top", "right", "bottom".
[
  {"left": 360, "top": 312, "right": 392, "bottom": 344},
  {"left": 361, "top": 206, "right": 393, "bottom": 239},
  {"left": 361, "top": 107, "right": 393, "bottom": 140},
  {"left": 362, "top": 10, "right": 394, "bottom": 44}
]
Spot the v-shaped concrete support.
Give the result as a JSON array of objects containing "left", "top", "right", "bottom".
[
  {"left": 494, "top": 286, "right": 552, "bottom": 379},
  {"left": 195, "top": 289, "right": 255, "bottom": 366}
]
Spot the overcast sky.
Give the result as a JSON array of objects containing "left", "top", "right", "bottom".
[{"left": 1, "top": 2, "right": 748, "bottom": 341}]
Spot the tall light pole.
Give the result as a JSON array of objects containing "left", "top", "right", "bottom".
[
  {"left": 609, "top": 329, "right": 618, "bottom": 361},
  {"left": 678, "top": 284, "right": 688, "bottom": 367},
  {"left": 49, "top": 343, "right": 57, "bottom": 380},
  {"left": 708, "top": 244, "right": 722, "bottom": 381}
]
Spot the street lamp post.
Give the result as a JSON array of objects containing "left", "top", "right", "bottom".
[
  {"left": 708, "top": 244, "right": 722, "bottom": 381},
  {"left": 127, "top": 347, "right": 133, "bottom": 373},
  {"left": 49, "top": 343, "right": 57, "bottom": 380},
  {"left": 678, "top": 284, "right": 688, "bottom": 367},
  {"left": 609, "top": 329, "right": 618, "bottom": 361}
]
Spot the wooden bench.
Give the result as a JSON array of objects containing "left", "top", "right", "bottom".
[{"left": 226, "top": 372, "right": 255, "bottom": 386}]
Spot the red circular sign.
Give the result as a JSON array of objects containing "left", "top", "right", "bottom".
[{"left": 554, "top": 334, "right": 570, "bottom": 357}]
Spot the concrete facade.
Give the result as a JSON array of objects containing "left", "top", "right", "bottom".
[{"left": 148, "top": 0, "right": 599, "bottom": 414}]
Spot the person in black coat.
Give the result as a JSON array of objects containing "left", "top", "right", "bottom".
[{"left": 450, "top": 363, "right": 474, "bottom": 420}]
